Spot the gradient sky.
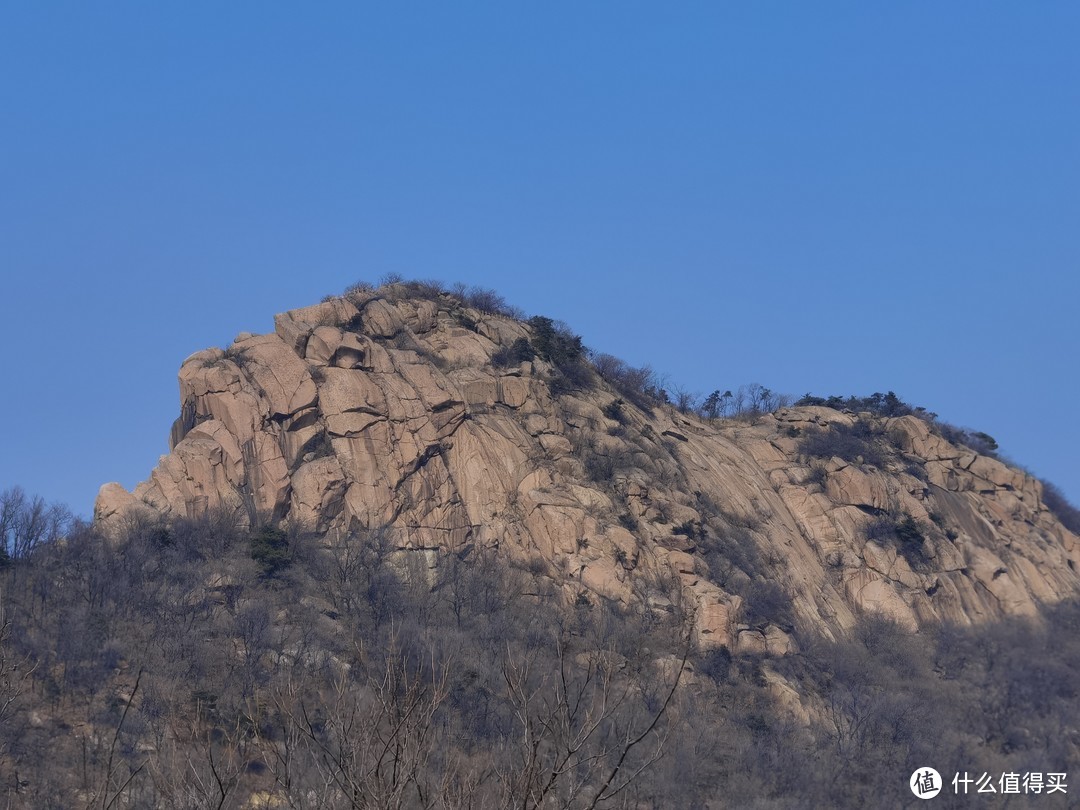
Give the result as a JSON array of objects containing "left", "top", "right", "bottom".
[{"left": 2, "top": 3, "right": 1077, "bottom": 517}]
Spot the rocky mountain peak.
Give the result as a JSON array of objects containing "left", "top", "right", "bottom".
[{"left": 95, "top": 282, "right": 1080, "bottom": 651}]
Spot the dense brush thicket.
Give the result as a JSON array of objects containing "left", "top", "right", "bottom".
[{"left": 0, "top": 502, "right": 1077, "bottom": 808}]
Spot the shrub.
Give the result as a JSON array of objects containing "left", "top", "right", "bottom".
[
  {"left": 549, "top": 363, "right": 594, "bottom": 398},
  {"left": 1040, "top": 480, "right": 1080, "bottom": 535},
  {"left": 672, "top": 520, "right": 705, "bottom": 541},
  {"left": 798, "top": 420, "right": 885, "bottom": 468},
  {"left": 971, "top": 431, "right": 999, "bottom": 452},
  {"left": 741, "top": 580, "right": 795, "bottom": 630},
  {"left": 377, "top": 278, "right": 453, "bottom": 304},
  {"left": 592, "top": 353, "right": 660, "bottom": 410},
  {"left": 865, "top": 514, "right": 930, "bottom": 569},
  {"left": 147, "top": 525, "right": 173, "bottom": 549},
  {"left": 936, "top": 422, "right": 1000, "bottom": 457},
  {"left": 344, "top": 280, "right": 374, "bottom": 296},
  {"left": 698, "top": 646, "right": 733, "bottom": 682},
  {"left": 575, "top": 438, "right": 640, "bottom": 485},
  {"left": 529, "top": 316, "right": 583, "bottom": 365},
  {"left": 169, "top": 506, "right": 244, "bottom": 558},
  {"left": 464, "top": 286, "right": 512, "bottom": 315},
  {"left": 700, "top": 523, "right": 764, "bottom": 586},
  {"left": 903, "top": 460, "right": 928, "bottom": 481},
  {"left": 342, "top": 281, "right": 376, "bottom": 307},
  {"left": 223, "top": 345, "right": 252, "bottom": 372},
  {"left": 454, "top": 310, "right": 479, "bottom": 331},
  {"left": 804, "top": 465, "right": 829, "bottom": 489},
  {"left": 583, "top": 451, "right": 617, "bottom": 483},
  {"left": 250, "top": 526, "right": 291, "bottom": 576},
  {"left": 519, "top": 316, "right": 594, "bottom": 396},
  {"left": 492, "top": 337, "right": 535, "bottom": 367},
  {"left": 602, "top": 399, "right": 627, "bottom": 424},
  {"left": 410, "top": 278, "right": 448, "bottom": 299}
]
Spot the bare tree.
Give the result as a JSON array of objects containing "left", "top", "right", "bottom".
[
  {"left": 148, "top": 710, "right": 251, "bottom": 810},
  {"left": 669, "top": 386, "right": 699, "bottom": 415},
  {"left": 85, "top": 668, "right": 146, "bottom": 810},
  {"left": 251, "top": 678, "right": 335, "bottom": 809},
  {"left": 277, "top": 637, "right": 452, "bottom": 810},
  {"left": 1, "top": 487, "right": 73, "bottom": 561},
  {"left": 498, "top": 633, "right": 688, "bottom": 809},
  {"left": 0, "top": 593, "right": 35, "bottom": 791}
]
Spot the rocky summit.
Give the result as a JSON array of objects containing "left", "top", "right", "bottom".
[{"left": 96, "top": 281, "right": 1080, "bottom": 652}]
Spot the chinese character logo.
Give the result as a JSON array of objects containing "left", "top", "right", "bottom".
[{"left": 910, "top": 767, "right": 942, "bottom": 799}]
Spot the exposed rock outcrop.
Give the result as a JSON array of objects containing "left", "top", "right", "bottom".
[{"left": 96, "top": 285, "right": 1080, "bottom": 650}]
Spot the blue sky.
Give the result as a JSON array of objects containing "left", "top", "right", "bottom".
[{"left": 2, "top": 2, "right": 1077, "bottom": 516}]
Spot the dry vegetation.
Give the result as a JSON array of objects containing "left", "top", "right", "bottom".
[{"left": 1, "top": 488, "right": 1078, "bottom": 808}]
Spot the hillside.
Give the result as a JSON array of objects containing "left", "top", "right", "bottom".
[{"left": 1, "top": 279, "right": 1077, "bottom": 808}]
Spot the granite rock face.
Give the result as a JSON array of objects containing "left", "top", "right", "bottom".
[{"left": 96, "top": 286, "right": 1080, "bottom": 650}]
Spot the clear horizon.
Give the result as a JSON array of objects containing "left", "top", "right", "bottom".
[{"left": 2, "top": 3, "right": 1077, "bottom": 515}]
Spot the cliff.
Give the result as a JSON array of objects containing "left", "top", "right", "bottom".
[{"left": 96, "top": 282, "right": 1080, "bottom": 651}]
